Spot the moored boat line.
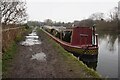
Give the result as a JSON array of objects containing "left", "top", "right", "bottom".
[{"left": 42, "top": 25, "right": 99, "bottom": 61}]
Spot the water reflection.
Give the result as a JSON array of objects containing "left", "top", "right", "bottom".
[
  {"left": 72, "top": 53, "right": 98, "bottom": 70},
  {"left": 97, "top": 34, "right": 118, "bottom": 78},
  {"left": 78, "top": 57, "right": 98, "bottom": 70},
  {"left": 79, "top": 32, "right": 118, "bottom": 78},
  {"left": 82, "top": 61, "right": 97, "bottom": 70},
  {"left": 98, "top": 33, "right": 118, "bottom": 51}
]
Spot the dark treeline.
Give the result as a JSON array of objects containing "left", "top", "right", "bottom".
[
  {"left": 28, "top": 19, "right": 119, "bottom": 33},
  {"left": 27, "top": 6, "right": 119, "bottom": 33}
]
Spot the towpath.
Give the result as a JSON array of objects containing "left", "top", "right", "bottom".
[{"left": 3, "top": 28, "right": 99, "bottom": 78}]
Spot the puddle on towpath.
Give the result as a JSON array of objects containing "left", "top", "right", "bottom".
[
  {"left": 28, "top": 31, "right": 37, "bottom": 36},
  {"left": 31, "top": 52, "right": 46, "bottom": 61},
  {"left": 20, "top": 29, "right": 41, "bottom": 46},
  {"left": 29, "top": 48, "right": 33, "bottom": 51}
]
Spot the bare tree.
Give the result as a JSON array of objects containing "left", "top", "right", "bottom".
[
  {"left": 0, "top": 0, "right": 28, "bottom": 24},
  {"left": 74, "top": 19, "right": 95, "bottom": 27},
  {"left": 44, "top": 19, "right": 53, "bottom": 26},
  {"left": 109, "top": 7, "right": 118, "bottom": 21},
  {"left": 0, "top": 6, "right": 2, "bottom": 25},
  {"left": 89, "top": 12, "right": 104, "bottom": 20},
  {"left": 118, "top": 2, "right": 120, "bottom": 20},
  {"left": 118, "top": 2, "right": 120, "bottom": 32}
]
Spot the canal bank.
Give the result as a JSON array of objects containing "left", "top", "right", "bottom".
[
  {"left": 3, "top": 27, "right": 101, "bottom": 78},
  {"left": 2, "top": 26, "right": 32, "bottom": 77}
]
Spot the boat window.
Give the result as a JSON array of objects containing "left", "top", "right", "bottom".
[{"left": 62, "top": 31, "right": 72, "bottom": 43}]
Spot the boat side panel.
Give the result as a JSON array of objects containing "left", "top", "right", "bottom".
[{"left": 71, "top": 27, "right": 92, "bottom": 46}]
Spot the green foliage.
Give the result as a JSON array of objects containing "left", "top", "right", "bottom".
[
  {"left": 24, "top": 24, "right": 29, "bottom": 29},
  {"left": 14, "top": 34, "right": 23, "bottom": 42},
  {"left": 2, "top": 42, "right": 17, "bottom": 72},
  {"left": 14, "top": 27, "right": 28, "bottom": 42},
  {"left": 22, "top": 27, "right": 32, "bottom": 36},
  {"left": 0, "top": 60, "right": 1, "bottom": 79}
]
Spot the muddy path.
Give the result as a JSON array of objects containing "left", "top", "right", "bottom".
[{"left": 3, "top": 28, "right": 99, "bottom": 78}]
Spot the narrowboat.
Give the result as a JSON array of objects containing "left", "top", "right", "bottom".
[{"left": 42, "top": 25, "right": 98, "bottom": 61}]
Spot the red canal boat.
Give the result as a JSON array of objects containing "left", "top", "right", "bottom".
[{"left": 42, "top": 25, "right": 98, "bottom": 60}]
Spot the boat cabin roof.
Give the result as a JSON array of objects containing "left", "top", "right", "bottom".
[
  {"left": 44, "top": 25, "right": 92, "bottom": 32},
  {"left": 44, "top": 25, "right": 66, "bottom": 32}
]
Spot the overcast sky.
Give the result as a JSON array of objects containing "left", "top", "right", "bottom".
[{"left": 26, "top": 0, "right": 119, "bottom": 22}]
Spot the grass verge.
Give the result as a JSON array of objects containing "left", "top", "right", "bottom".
[
  {"left": 2, "top": 27, "right": 32, "bottom": 77},
  {"left": 49, "top": 37, "right": 100, "bottom": 78},
  {"left": 2, "top": 41, "right": 17, "bottom": 74}
]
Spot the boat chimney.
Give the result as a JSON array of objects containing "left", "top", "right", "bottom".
[{"left": 92, "top": 24, "right": 96, "bottom": 46}]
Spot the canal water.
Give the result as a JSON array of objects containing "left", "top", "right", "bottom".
[{"left": 80, "top": 32, "right": 118, "bottom": 78}]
